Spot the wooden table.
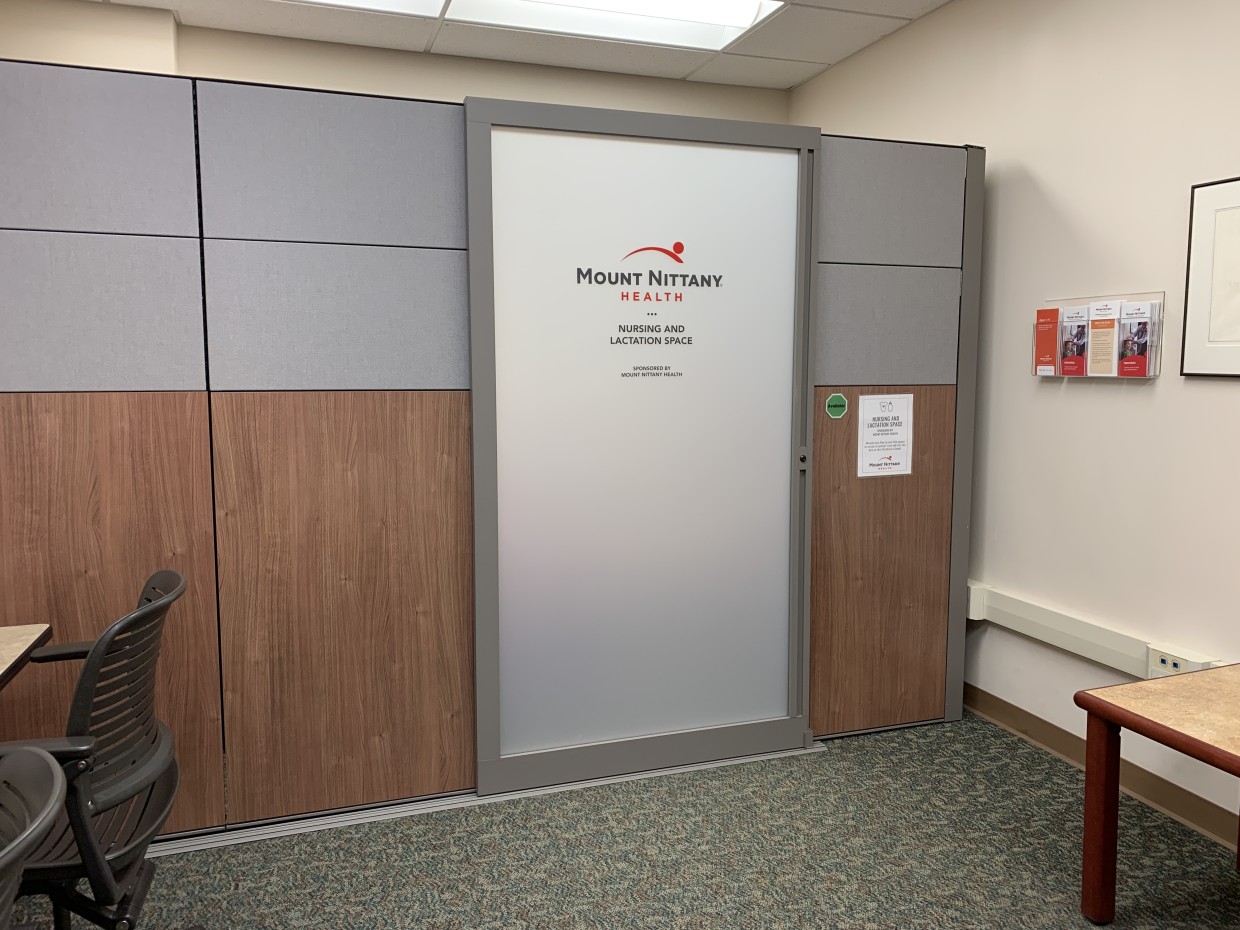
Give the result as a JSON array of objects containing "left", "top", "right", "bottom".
[
  {"left": 1075, "top": 665, "right": 1240, "bottom": 925},
  {"left": 0, "top": 623, "right": 52, "bottom": 690}
]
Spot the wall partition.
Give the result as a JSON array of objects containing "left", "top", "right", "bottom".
[
  {"left": 0, "top": 60, "right": 223, "bottom": 834},
  {"left": 195, "top": 80, "right": 476, "bottom": 823},
  {"left": 466, "top": 99, "right": 819, "bottom": 795},
  {"left": 808, "top": 137, "right": 984, "bottom": 738},
  {"left": 2, "top": 56, "right": 981, "bottom": 832}
]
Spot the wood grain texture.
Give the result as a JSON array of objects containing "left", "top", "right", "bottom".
[
  {"left": 0, "top": 392, "right": 225, "bottom": 832},
  {"left": 1081, "top": 713, "right": 1121, "bottom": 925},
  {"left": 809, "top": 385, "right": 956, "bottom": 736},
  {"left": 212, "top": 391, "right": 474, "bottom": 823}
]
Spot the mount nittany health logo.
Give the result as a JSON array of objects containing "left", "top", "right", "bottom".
[
  {"left": 576, "top": 241, "right": 724, "bottom": 303},
  {"left": 623, "top": 241, "right": 685, "bottom": 263}
]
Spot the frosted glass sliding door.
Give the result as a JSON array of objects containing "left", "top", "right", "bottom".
[{"left": 467, "top": 99, "right": 818, "bottom": 794}]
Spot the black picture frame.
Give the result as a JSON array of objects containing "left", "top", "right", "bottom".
[{"left": 1181, "top": 174, "right": 1240, "bottom": 377}]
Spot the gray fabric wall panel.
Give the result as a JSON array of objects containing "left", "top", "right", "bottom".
[
  {"left": 814, "top": 264, "right": 961, "bottom": 386},
  {"left": 196, "top": 82, "right": 466, "bottom": 248},
  {"left": 204, "top": 240, "right": 469, "bottom": 390},
  {"left": 0, "top": 230, "right": 205, "bottom": 391},
  {"left": 0, "top": 62, "right": 198, "bottom": 237},
  {"left": 818, "top": 137, "right": 966, "bottom": 268}
]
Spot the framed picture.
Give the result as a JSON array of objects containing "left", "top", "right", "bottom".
[{"left": 1182, "top": 175, "right": 1240, "bottom": 376}]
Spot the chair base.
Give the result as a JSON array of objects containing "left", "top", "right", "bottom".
[{"left": 40, "top": 859, "right": 157, "bottom": 930}]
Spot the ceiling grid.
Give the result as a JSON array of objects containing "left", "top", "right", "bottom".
[{"left": 93, "top": 0, "right": 954, "bottom": 90}]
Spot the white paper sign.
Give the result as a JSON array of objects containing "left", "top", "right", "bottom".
[{"left": 857, "top": 394, "right": 914, "bottom": 477}]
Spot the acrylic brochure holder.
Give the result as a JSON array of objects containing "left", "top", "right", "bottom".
[{"left": 1032, "top": 291, "right": 1164, "bottom": 379}]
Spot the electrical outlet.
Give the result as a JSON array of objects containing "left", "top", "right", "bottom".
[{"left": 1146, "top": 645, "right": 1218, "bottom": 679}]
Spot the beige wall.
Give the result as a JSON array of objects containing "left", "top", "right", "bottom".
[
  {"left": 0, "top": 0, "right": 176, "bottom": 73},
  {"left": 793, "top": 0, "right": 1240, "bottom": 810},
  {"left": 0, "top": 0, "right": 786, "bottom": 123},
  {"left": 178, "top": 27, "right": 786, "bottom": 122}
]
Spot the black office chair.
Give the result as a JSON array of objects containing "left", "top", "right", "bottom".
[
  {"left": 3, "top": 570, "right": 186, "bottom": 930},
  {"left": 0, "top": 749, "right": 66, "bottom": 930}
]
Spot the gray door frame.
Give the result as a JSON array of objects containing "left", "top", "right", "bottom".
[{"left": 466, "top": 97, "right": 820, "bottom": 796}]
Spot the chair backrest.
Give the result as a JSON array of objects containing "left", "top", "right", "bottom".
[
  {"left": 65, "top": 570, "right": 185, "bottom": 812},
  {"left": 0, "top": 748, "right": 67, "bottom": 930}
]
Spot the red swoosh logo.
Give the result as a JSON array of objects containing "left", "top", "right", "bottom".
[
  {"left": 623, "top": 241, "right": 685, "bottom": 263},
  {"left": 623, "top": 246, "right": 683, "bottom": 263}
]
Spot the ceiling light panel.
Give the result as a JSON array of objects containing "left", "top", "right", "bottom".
[
  {"left": 445, "top": 0, "right": 784, "bottom": 50},
  {"left": 300, "top": 0, "right": 447, "bottom": 16},
  {"left": 524, "top": 0, "right": 771, "bottom": 29}
]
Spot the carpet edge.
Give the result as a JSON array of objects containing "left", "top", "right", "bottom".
[{"left": 964, "top": 683, "right": 1238, "bottom": 850}]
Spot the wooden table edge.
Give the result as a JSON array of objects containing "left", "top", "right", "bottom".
[
  {"left": 0, "top": 624, "right": 52, "bottom": 692},
  {"left": 1074, "top": 688, "right": 1240, "bottom": 778}
]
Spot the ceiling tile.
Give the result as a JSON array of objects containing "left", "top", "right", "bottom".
[
  {"left": 430, "top": 23, "right": 713, "bottom": 79},
  {"left": 688, "top": 54, "right": 827, "bottom": 90},
  {"left": 726, "top": 5, "right": 904, "bottom": 64},
  {"left": 125, "top": 0, "right": 440, "bottom": 53},
  {"left": 790, "top": 0, "right": 951, "bottom": 18}
]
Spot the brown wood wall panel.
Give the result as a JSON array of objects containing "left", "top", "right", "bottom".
[
  {"left": 809, "top": 385, "right": 956, "bottom": 736},
  {"left": 213, "top": 391, "right": 474, "bottom": 824},
  {"left": 0, "top": 392, "right": 225, "bottom": 832}
]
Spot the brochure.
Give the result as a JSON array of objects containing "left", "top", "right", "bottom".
[
  {"left": 1118, "top": 300, "right": 1161, "bottom": 377},
  {"left": 1034, "top": 307, "right": 1061, "bottom": 376},
  {"left": 1060, "top": 306, "right": 1089, "bottom": 376},
  {"left": 1087, "top": 301, "right": 1122, "bottom": 377}
]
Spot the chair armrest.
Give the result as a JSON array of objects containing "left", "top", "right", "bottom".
[
  {"left": 30, "top": 641, "right": 93, "bottom": 663},
  {"left": 0, "top": 736, "right": 96, "bottom": 763}
]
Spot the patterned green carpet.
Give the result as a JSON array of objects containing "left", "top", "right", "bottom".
[{"left": 19, "top": 712, "right": 1240, "bottom": 928}]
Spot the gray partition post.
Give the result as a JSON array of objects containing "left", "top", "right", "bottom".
[
  {"left": 944, "top": 146, "right": 986, "bottom": 721},
  {"left": 795, "top": 140, "right": 820, "bottom": 751},
  {"left": 467, "top": 98, "right": 820, "bottom": 796}
]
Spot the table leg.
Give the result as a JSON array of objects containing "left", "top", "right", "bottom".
[{"left": 1081, "top": 712, "right": 1121, "bottom": 924}]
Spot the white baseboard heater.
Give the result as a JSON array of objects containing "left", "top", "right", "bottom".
[{"left": 966, "top": 581, "right": 1222, "bottom": 680}]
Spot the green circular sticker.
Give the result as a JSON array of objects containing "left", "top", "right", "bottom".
[{"left": 825, "top": 393, "right": 848, "bottom": 419}]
